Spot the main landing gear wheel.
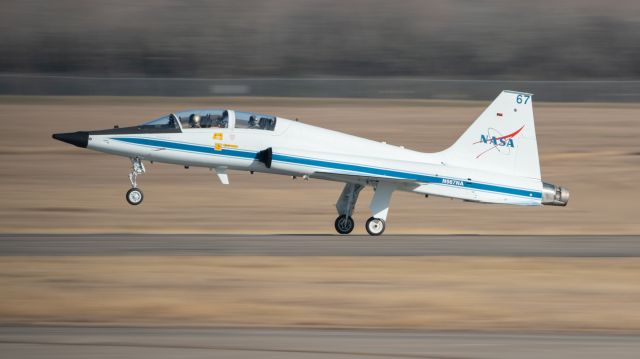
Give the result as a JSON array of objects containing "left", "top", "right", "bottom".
[
  {"left": 126, "top": 188, "right": 144, "bottom": 205},
  {"left": 334, "top": 215, "right": 355, "bottom": 235},
  {"left": 365, "top": 217, "right": 385, "bottom": 236}
]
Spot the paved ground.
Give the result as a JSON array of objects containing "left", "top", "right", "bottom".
[
  {"left": 1, "top": 234, "right": 639, "bottom": 256},
  {"left": 1, "top": 326, "right": 639, "bottom": 359}
]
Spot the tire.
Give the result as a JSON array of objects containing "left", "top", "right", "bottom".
[
  {"left": 365, "top": 217, "right": 385, "bottom": 236},
  {"left": 126, "top": 188, "right": 144, "bottom": 205},
  {"left": 334, "top": 215, "right": 355, "bottom": 235}
]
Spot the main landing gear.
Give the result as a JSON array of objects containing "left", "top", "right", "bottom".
[
  {"left": 334, "top": 183, "right": 362, "bottom": 235},
  {"left": 334, "top": 182, "right": 395, "bottom": 236},
  {"left": 126, "top": 157, "right": 145, "bottom": 205},
  {"left": 365, "top": 217, "right": 386, "bottom": 236},
  {"left": 334, "top": 215, "right": 355, "bottom": 234}
]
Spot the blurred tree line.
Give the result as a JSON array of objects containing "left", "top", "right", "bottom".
[{"left": 1, "top": 0, "right": 639, "bottom": 79}]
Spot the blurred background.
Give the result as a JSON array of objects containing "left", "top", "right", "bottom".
[{"left": 1, "top": 0, "right": 640, "bottom": 100}]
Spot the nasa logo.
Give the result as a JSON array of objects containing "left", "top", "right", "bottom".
[
  {"left": 479, "top": 135, "right": 515, "bottom": 148},
  {"left": 473, "top": 125, "right": 524, "bottom": 159}
]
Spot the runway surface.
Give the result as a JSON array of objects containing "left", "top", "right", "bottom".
[
  {"left": 1, "top": 234, "right": 639, "bottom": 256},
  {"left": 4, "top": 234, "right": 639, "bottom": 358},
  {"left": 1, "top": 326, "right": 639, "bottom": 359}
]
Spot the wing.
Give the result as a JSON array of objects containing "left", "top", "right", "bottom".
[{"left": 311, "top": 171, "right": 420, "bottom": 188}]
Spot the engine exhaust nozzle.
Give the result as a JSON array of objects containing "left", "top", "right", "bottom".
[{"left": 542, "top": 182, "right": 570, "bottom": 206}]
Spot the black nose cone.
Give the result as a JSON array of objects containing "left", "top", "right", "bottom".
[{"left": 52, "top": 131, "right": 89, "bottom": 148}]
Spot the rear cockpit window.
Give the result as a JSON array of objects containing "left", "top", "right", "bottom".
[{"left": 235, "top": 111, "right": 276, "bottom": 131}]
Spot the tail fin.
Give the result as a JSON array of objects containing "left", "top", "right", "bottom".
[{"left": 441, "top": 90, "right": 541, "bottom": 180}]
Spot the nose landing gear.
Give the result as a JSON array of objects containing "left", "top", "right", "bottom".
[
  {"left": 126, "top": 157, "right": 145, "bottom": 205},
  {"left": 126, "top": 188, "right": 144, "bottom": 205}
]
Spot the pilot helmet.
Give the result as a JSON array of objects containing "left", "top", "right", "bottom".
[{"left": 189, "top": 114, "right": 201, "bottom": 127}]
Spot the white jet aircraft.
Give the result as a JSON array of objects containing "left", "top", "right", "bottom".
[{"left": 53, "top": 90, "right": 569, "bottom": 235}]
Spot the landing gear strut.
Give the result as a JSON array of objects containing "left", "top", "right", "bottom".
[{"left": 126, "top": 157, "right": 145, "bottom": 205}]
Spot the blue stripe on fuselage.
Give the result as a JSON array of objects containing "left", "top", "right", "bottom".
[
  {"left": 111, "top": 137, "right": 542, "bottom": 199},
  {"left": 113, "top": 136, "right": 256, "bottom": 159}
]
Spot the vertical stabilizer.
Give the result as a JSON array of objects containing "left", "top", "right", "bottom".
[{"left": 441, "top": 90, "right": 541, "bottom": 180}]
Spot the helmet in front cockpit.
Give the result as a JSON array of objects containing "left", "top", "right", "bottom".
[
  {"left": 249, "top": 115, "right": 257, "bottom": 128},
  {"left": 189, "top": 114, "right": 201, "bottom": 128}
]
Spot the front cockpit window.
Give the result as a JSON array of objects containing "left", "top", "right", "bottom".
[
  {"left": 235, "top": 111, "right": 276, "bottom": 131},
  {"left": 141, "top": 114, "right": 180, "bottom": 129}
]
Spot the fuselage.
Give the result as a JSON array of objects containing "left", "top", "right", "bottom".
[{"left": 85, "top": 110, "right": 544, "bottom": 206}]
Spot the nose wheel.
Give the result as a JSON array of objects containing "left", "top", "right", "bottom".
[
  {"left": 365, "top": 217, "right": 385, "bottom": 236},
  {"left": 126, "top": 157, "right": 145, "bottom": 206},
  {"left": 126, "top": 188, "right": 144, "bottom": 205},
  {"left": 334, "top": 215, "right": 355, "bottom": 235}
]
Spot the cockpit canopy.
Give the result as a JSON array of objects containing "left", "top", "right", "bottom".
[
  {"left": 142, "top": 110, "right": 277, "bottom": 131},
  {"left": 142, "top": 110, "right": 226, "bottom": 129}
]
